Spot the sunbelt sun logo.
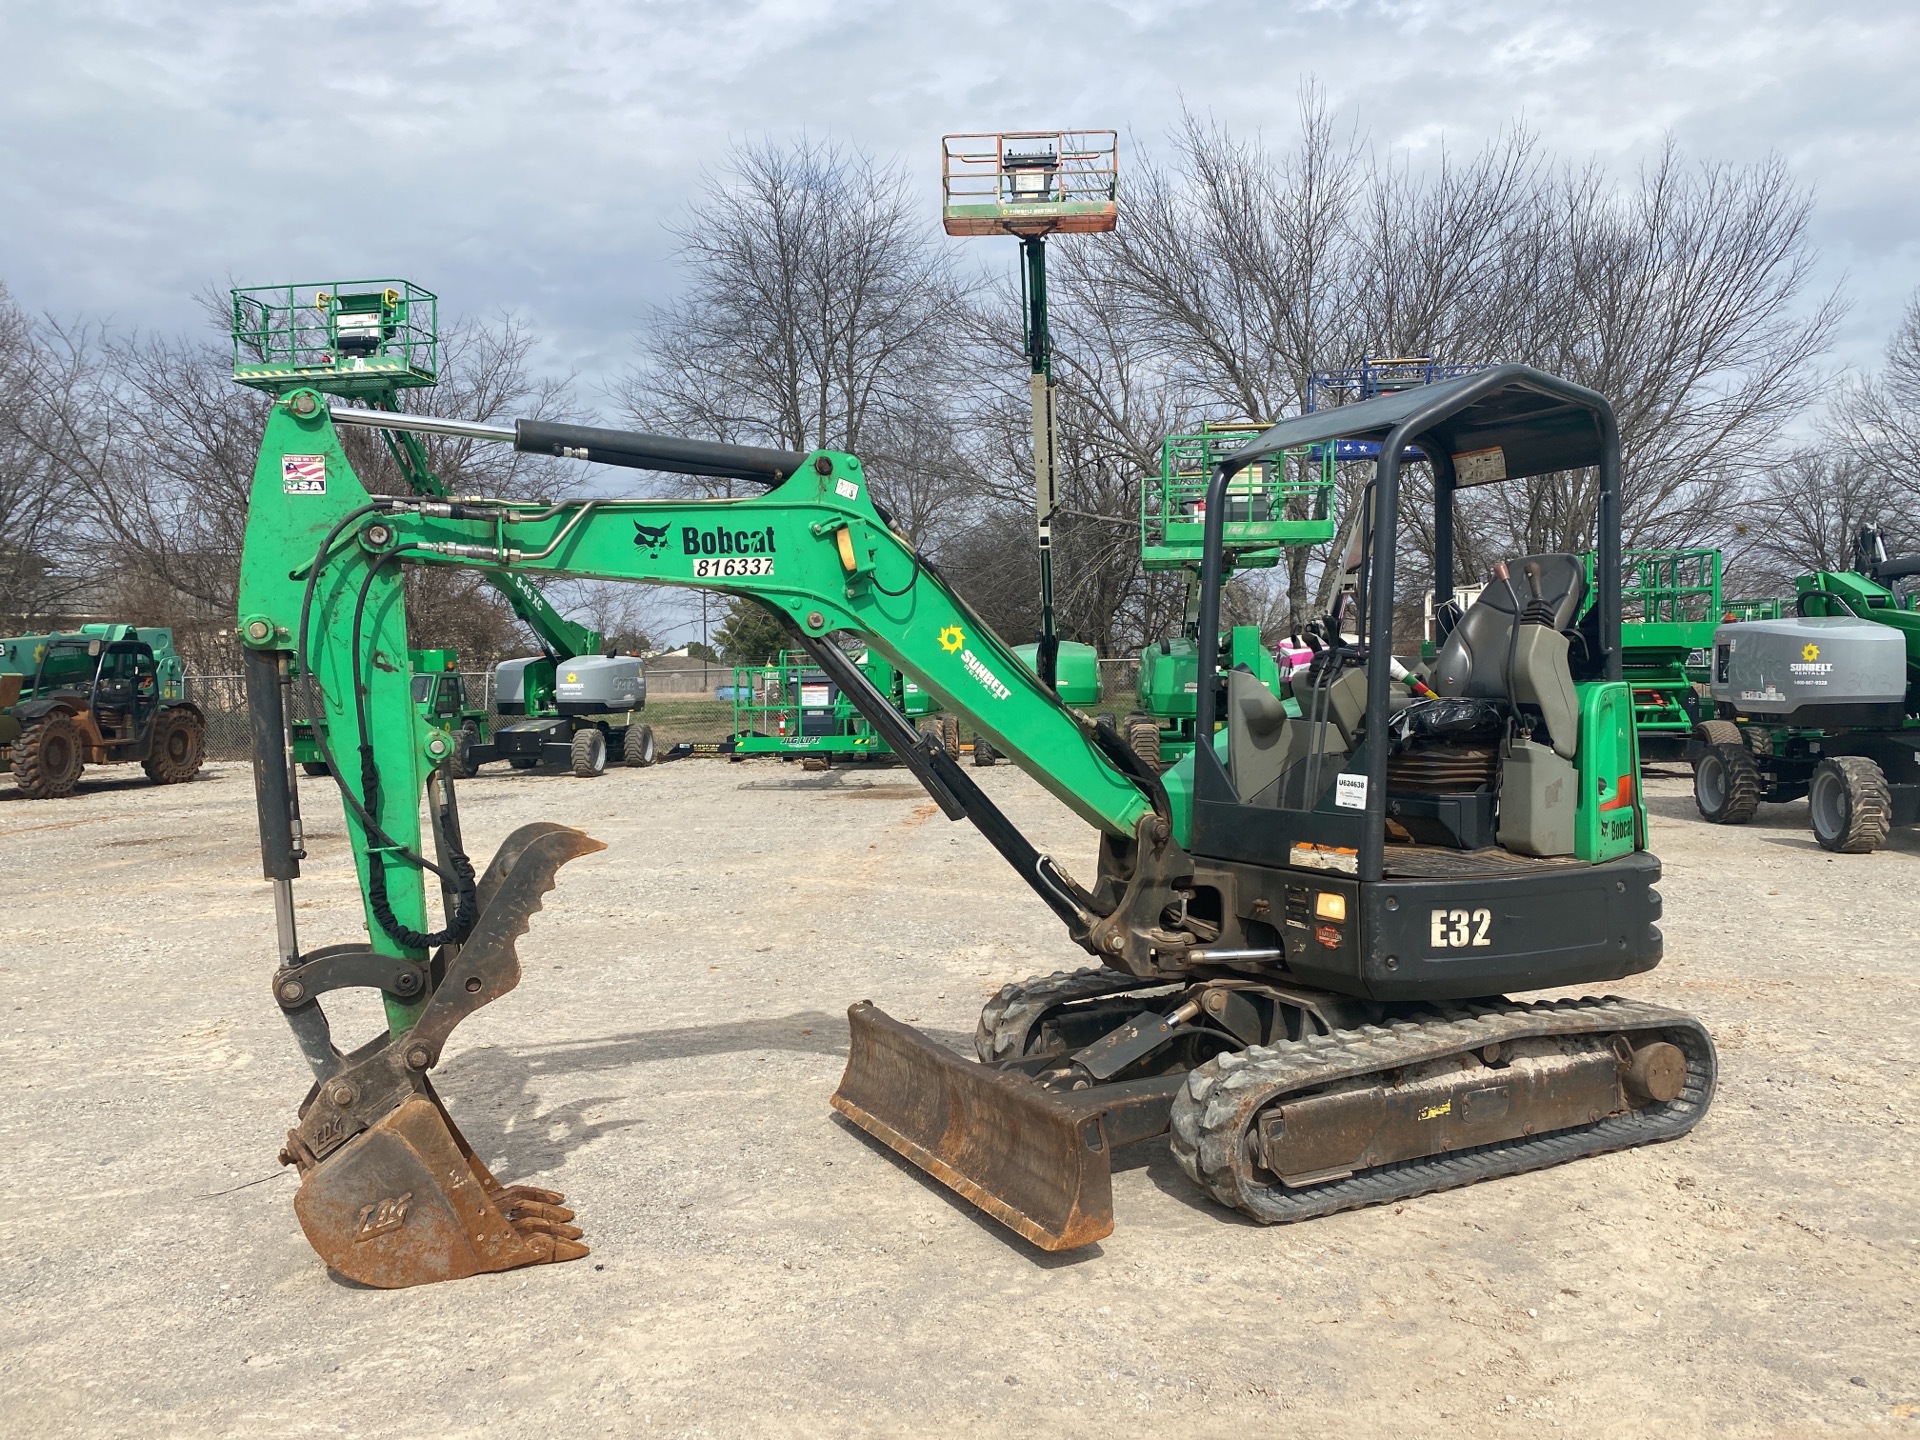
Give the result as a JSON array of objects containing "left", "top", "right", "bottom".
[{"left": 938, "top": 625, "right": 1010, "bottom": 702}]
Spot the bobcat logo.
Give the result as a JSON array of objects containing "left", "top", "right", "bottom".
[{"left": 633, "top": 522, "right": 672, "bottom": 554}]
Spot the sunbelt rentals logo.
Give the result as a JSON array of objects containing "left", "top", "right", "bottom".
[
  {"left": 1790, "top": 640, "right": 1832, "bottom": 677},
  {"left": 940, "top": 625, "right": 1011, "bottom": 702}
]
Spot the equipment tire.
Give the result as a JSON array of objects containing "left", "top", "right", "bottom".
[
  {"left": 1126, "top": 717, "right": 1162, "bottom": 770},
  {"left": 1693, "top": 719, "right": 1743, "bottom": 749},
  {"left": 1692, "top": 742, "right": 1760, "bottom": 824},
  {"left": 141, "top": 706, "right": 205, "bottom": 784},
  {"left": 450, "top": 722, "right": 482, "bottom": 779},
  {"left": 507, "top": 757, "right": 539, "bottom": 770},
  {"left": 939, "top": 713, "right": 961, "bottom": 760},
  {"left": 915, "top": 717, "right": 941, "bottom": 750},
  {"left": 12, "top": 711, "right": 84, "bottom": 798},
  {"left": 141, "top": 710, "right": 205, "bottom": 791},
  {"left": 1809, "top": 756, "right": 1891, "bottom": 854},
  {"left": 301, "top": 761, "right": 331, "bottom": 778},
  {"left": 571, "top": 727, "right": 608, "bottom": 777},
  {"left": 622, "top": 723, "right": 656, "bottom": 767},
  {"left": 972, "top": 734, "right": 997, "bottom": 767}
]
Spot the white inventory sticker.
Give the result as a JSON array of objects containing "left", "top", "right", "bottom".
[
  {"left": 281, "top": 454, "right": 327, "bottom": 494},
  {"left": 1334, "top": 773, "right": 1369, "bottom": 810}
]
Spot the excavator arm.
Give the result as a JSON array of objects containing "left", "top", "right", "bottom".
[{"left": 237, "top": 390, "right": 1183, "bottom": 1283}]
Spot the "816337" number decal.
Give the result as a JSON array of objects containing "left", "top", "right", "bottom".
[{"left": 692, "top": 556, "right": 774, "bottom": 579}]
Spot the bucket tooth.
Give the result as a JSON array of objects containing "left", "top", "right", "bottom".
[{"left": 831, "top": 1001, "right": 1124, "bottom": 1252}]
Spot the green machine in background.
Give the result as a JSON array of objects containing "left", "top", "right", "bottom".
[
  {"left": 1691, "top": 526, "right": 1920, "bottom": 853},
  {"left": 292, "top": 648, "right": 489, "bottom": 778},
  {"left": 1121, "top": 426, "right": 1334, "bottom": 767},
  {"left": 732, "top": 643, "right": 1097, "bottom": 767},
  {"left": 0, "top": 624, "right": 186, "bottom": 699},
  {"left": 731, "top": 648, "right": 946, "bottom": 762},
  {"left": 0, "top": 624, "right": 203, "bottom": 797},
  {"left": 1595, "top": 548, "right": 1723, "bottom": 759}
]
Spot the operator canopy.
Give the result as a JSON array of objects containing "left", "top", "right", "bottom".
[{"left": 1224, "top": 363, "right": 1613, "bottom": 484}]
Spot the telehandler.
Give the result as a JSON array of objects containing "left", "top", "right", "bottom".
[{"left": 235, "top": 365, "right": 1714, "bottom": 1286}]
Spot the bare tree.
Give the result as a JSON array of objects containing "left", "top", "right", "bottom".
[
  {"left": 1734, "top": 445, "right": 1912, "bottom": 592},
  {"left": 619, "top": 136, "right": 975, "bottom": 548},
  {"left": 0, "top": 287, "right": 101, "bottom": 626},
  {"left": 1830, "top": 287, "right": 1920, "bottom": 504}
]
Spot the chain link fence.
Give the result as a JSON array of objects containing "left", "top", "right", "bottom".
[
  {"left": 184, "top": 671, "right": 743, "bottom": 761},
  {"left": 184, "top": 658, "right": 1151, "bottom": 762}
]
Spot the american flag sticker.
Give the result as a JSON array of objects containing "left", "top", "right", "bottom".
[{"left": 282, "top": 454, "right": 327, "bottom": 494}]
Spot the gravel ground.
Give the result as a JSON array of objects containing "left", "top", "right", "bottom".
[{"left": 0, "top": 758, "right": 1915, "bottom": 1438}]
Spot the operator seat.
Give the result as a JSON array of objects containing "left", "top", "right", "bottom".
[{"left": 1431, "top": 553, "right": 1585, "bottom": 759}]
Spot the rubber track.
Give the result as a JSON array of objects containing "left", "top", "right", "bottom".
[
  {"left": 1170, "top": 995, "right": 1716, "bottom": 1223},
  {"left": 973, "top": 967, "right": 1174, "bottom": 1064}
]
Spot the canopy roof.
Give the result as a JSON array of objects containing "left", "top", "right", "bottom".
[{"left": 1225, "top": 364, "right": 1614, "bottom": 485}]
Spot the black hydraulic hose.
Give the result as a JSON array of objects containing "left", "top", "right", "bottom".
[
  {"left": 346, "top": 550, "right": 477, "bottom": 951},
  {"left": 293, "top": 516, "right": 475, "bottom": 949}
]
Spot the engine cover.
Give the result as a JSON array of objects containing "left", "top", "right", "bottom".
[
  {"left": 1709, "top": 616, "right": 1907, "bottom": 726},
  {"left": 554, "top": 655, "right": 645, "bottom": 715}
]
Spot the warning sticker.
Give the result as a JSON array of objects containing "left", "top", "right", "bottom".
[
  {"left": 282, "top": 455, "right": 327, "bottom": 494},
  {"left": 835, "top": 478, "right": 860, "bottom": 501},
  {"left": 1334, "top": 773, "right": 1369, "bottom": 810},
  {"left": 1451, "top": 446, "right": 1506, "bottom": 487}
]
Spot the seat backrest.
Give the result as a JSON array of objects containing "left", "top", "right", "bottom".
[
  {"left": 1431, "top": 553, "right": 1585, "bottom": 701},
  {"left": 1226, "top": 669, "right": 1293, "bottom": 801}
]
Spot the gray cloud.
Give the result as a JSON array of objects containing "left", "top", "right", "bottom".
[{"left": 2, "top": 0, "right": 1914, "bottom": 388}]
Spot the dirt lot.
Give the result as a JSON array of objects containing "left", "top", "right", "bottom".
[{"left": 0, "top": 757, "right": 1915, "bottom": 1437}]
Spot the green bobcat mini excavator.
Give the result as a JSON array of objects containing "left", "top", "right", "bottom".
[{"left": 236, "top": 366, "right": 1715, "bottom": 1287}]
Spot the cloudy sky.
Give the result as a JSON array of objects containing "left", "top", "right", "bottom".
[{"left": 4, "top": 0, "right": 1916, "bottom": 392}]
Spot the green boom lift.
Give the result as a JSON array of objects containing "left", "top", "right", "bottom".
[
  {"left": 1690, "top": 525, "right": 1920, "bottom": 853},
  {"left": 1121, "top": 426, "right": 1335, "bottom": 767},
  {"left": 230, "top": 280, "right": 655, "bottom": 778},
  {"left": 234, "top": 363, "right": 1713, "bottom": 1288}
]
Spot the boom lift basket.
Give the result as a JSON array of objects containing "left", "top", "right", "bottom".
[
  {"left": 1142, "top": 428, "right": 1337, "bottom": 567},
  {"left": 231, "top": 279, "right": 438, "bottom": 396},
  {"left": 941, "top": 131, "right": 1118, "bottom": 237}
]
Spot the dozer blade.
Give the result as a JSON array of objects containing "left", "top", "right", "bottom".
[
  {"left": 280, "top": 822, "right": 604, "bottom": 1288},
  {"left": 831, "top": 1001, "right": 1165, "bottom": 1252},
  {"left": 292, "top": 1095, "right": 587, "bottom": 1289}
]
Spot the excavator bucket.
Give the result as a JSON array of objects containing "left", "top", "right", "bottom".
[
  {"left": 831, "top": 1002, "right": 1122, "bottom": 1251},
  {"left": 279, "top": 822, "right": 604, "bottom": 1288},
  {"left": 292, "top": 1091, "right": 586, "bottom": 1288}
]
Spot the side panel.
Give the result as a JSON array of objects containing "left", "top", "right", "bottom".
[
  {"left": 1358, "top": 852, "right": 1663, "bottom": 1001},
  {"left": 1575, "top": 680, "right": 1640, "bottom": 862}
]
